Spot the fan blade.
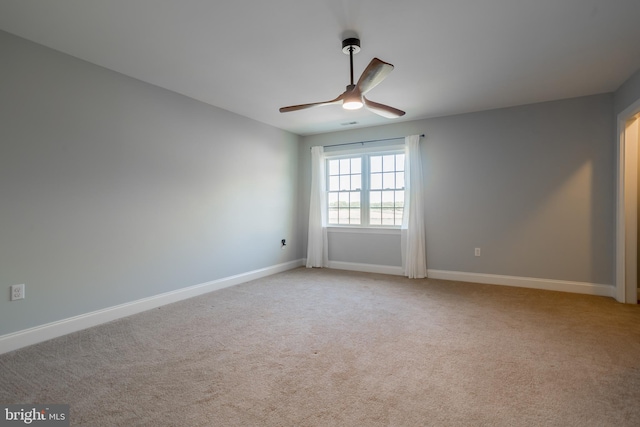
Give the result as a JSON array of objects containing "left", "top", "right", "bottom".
[
  {"left": 279, "top": 93, "right": 344, "bottom": 113},
  {"left": 363, "top": 97, "right": 405, "bottom": 118},
  {"left": 356, "top": 58, "right": 394, "bottom": 95}
]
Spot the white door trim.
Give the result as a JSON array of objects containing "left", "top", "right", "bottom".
[{"left": 615, "top": 98, "right": 640, "bottom": 303}]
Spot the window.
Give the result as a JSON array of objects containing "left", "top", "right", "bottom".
[{"left": 327, "top": 150, "right": 405, "bottom": 227}]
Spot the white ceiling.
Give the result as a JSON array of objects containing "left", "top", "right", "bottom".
[{"left": 1, "top": 0, "right": 639, "bottom": 136}]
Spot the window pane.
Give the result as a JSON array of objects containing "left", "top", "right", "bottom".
[
  {"left": 383, "top": 155, "right": 395, "bottom": 172},
  {"left": 329, "top": 160, "right": 340, "bottom": 175},
  {"left": 395, "top": 208, "right": 404, "bottom": 225},
  {"left": 371, "top": 156, "right": 382, "bottom": 173},
  {"left": 382, "top": 190, "right": 394, "bottom": 206},
  {"left": 396, "top": 154, "right": 405, "bottom": 171},
  {"left": 340, "top": 175, "right": 350, "bottom": 191},
  {"left": 329, "top": 176, "right": 339, "bottom": 191},
  {"left": 382, "top": 208, "right": 395, "bottom": 225},
  {"left": 395, "top": 191, "right": 404, "bottom": 207},
  {"left": 328, "top": 208, "right": 339, "bottom": 224},
  {"left": 382, "top": 172, "right": 395, "bottom": 189},
  {"left": 340, "top": 158, "right": 350, "bottom": 174},
  {"left": 396, "top": 172, "right": 405, "bottom": 189},
  {"left": 328, "top": 192, "right": 339, "bottom": 208},
  {"left": 353, "top": 176, "right": 359, "bottom": 191},
  {"left": 371, "top": 173, "right": 382, "bottom": 190},
  {"left": 350, "top": 208, "right": 361, "bottom": 224},
  {"left": 370, "top": 207, "right": 381, "bottom": 225},
  {"left": 350, "top": 191, "right": 361, "bottom": 208},
  {"left": 351, "top": 175, "right": 361, "bottom": 190},
  {"left": 370, "top": 191, "right": 381, "bottom": 207},
  {"left": 339, "top": 192, "right": 349, "bottom": 206},
  {"left": 338, "top": 208, "right": 349, "bottom": 224},
  {"left": 351, "top": 158, "right": 361, "bottom": 174},
  {"left": 370, "top": 184, "right": 382, "bottom": 225}
]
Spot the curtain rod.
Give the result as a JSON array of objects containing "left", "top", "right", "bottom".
[{"left": 319, "top": 134, "right": 425, "bottom": 149}]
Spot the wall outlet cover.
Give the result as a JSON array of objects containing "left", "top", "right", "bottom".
[{"left": 11, "top": 284, "right": 25, "bottom": 301}]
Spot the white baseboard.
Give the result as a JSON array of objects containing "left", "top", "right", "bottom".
[
  {"left": 301, "top": 260, "right": 614, "bottom": 298},
  {"left": 327, "top": 260, "right": 404, "bottom": 276},
  {"left": 0, "top": 259, "right": 304, "bottom": 355},
  {"left": 427, "top": 269, "right": 614, "bottom": 297}
]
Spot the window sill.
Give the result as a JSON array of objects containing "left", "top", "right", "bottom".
[{"left": 326, "top": 226, "right": 401, "bottom": 235}]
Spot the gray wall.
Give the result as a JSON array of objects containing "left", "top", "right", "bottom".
[
  {"left": 328, "top": 230, "right": 403, "bottom": 267},
  {"left": 300, "top": 94, "right": 614, "bottom": 285},
  {"left": 0, "top": 31, "right": 301, "bottom": 335}
]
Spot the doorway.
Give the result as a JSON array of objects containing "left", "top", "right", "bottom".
[{"left": 616, "top": 100, "right": 640, "bottom": 303}]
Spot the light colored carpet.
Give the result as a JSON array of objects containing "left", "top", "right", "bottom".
[{"left": 1, "top": 268, "right": 640, "bottom": 426}]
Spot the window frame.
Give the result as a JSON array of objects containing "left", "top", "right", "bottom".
[{"left": 325, "top": 144, "right": 406, "bottom": 229}]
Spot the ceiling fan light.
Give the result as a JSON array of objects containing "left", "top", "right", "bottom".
[
  {"left": 343, "top": 90, "right": 363, "bottom": 110},
  {"left": 343, "top": 100, "right": 363, "bottom": 110}
]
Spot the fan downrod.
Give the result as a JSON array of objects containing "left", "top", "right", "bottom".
[{"left": 342, "top": 37, "right": 360, "bottom": 87}]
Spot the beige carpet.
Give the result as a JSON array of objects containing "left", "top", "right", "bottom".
[{"left": 2, "top": 268, "right": 640, "bottom": 426}]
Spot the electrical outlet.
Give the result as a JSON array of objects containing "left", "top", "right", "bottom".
[
  {"left": 474, "top": 248, "right": 481, "bottom": 257},
  {"left": 11, "top": 284, "right": 25, "bottom": 301}
]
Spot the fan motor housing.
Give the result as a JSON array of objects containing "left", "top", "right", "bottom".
[{"left": 342, "top": 37, "right": 361, "bottom": 54}]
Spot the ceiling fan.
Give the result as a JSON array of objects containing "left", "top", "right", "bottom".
[{"left": 279, "top": 37, "right": 405, "bottom": 118}]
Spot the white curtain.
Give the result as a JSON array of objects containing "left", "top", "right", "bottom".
[
  {"left": 306, "top": 146, "right": 328, "bottom": 268},
  {"left": 401, "top": 134, "right": 427, "bottom": 278}
]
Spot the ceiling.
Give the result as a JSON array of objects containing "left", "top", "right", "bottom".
[{"left": 1, "top": 0, "right": 639, "bottom": 136}]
